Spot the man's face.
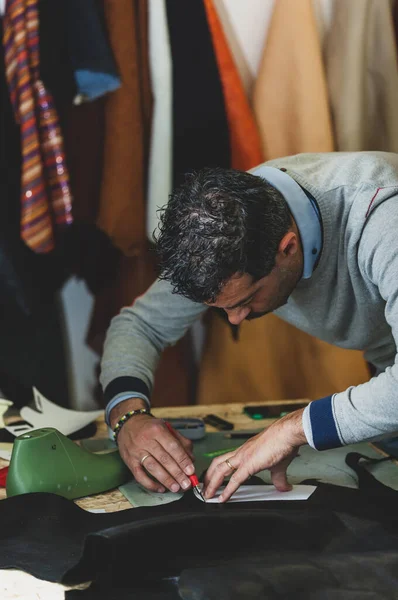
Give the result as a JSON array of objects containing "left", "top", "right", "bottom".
[
  {"left": 207, "top": 268, "right": 299, "bottom": 325},
  {"left": 206, "top": 229, "right": 303, "bottom": 325}
]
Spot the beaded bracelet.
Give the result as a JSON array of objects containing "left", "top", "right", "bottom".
[{"left": 112, "top": 408, "right": 152, "bottom": 442}]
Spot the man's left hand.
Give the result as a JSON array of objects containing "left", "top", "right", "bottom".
[{"left": 203, "top": 408, "right": 307, "bottom": 503}]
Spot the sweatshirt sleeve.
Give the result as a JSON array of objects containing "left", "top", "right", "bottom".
[
  {"left": 100, "top": 278, "right": 207, "bottom": 421},
  {"left": 303, "top": 198, "right": 398, "bottom": 450}
]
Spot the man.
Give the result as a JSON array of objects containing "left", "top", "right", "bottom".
[{"left": 101, "top": 151, "right": 398, "bottom": 503}]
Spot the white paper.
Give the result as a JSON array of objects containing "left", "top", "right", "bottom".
[
  {"left": 0, "top": 0, "right": 5, "bottom": 17},
  {"left": 0, "top": 400, "right": 13, "bottom": 428},
  {"left": 194, "top": 484, "right": 317, "bottom": 503},
  {"left": 0, "top": 450, "right": 12, "bottom": 461},
  {"left": 0, "top": 570, "right": 67, "bottom": 600},
  {"left": 3, "top": 387, "right": 103, "bottom": 437}
]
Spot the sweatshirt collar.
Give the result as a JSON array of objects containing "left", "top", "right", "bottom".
[{"left": 252, "top": 165, "right": 322, "bottom": 279}]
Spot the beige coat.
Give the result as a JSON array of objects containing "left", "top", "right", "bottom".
[{"left": 324, "top": 0, "right": 398, "bottom": 152}]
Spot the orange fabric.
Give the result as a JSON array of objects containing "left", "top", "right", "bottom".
[
  {"left": 203, "top": 0, "right": 263, "bottom": 170},
  {"left": 96, "top": 0, "right": 150, "bottom": 257},
  {"left": 197, "top": 0, "right": 369, "bottom": 405}
]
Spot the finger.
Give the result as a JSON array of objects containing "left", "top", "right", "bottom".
[
  {"left": 270, "top": 464, "right": 292, "bottom": 492},
  {"left": 204, "top": 451, "right": 236, "bottom": 487},
  {"left": 161, "top": 429, "right": 195, "bottom": 476},
  {"left": 204, "top": 453, "right": 238, "bottom": 499},
  {"left": 172, "top": 429, "right": 195, "bottom": 461},
  {"left": 119, "top": 447, "right": 166, "bottom": 493},
  {"left": 130, "top": 464, "right": 166, "bottom": 494},
  {"left": 136, "top": 447, "right": 187, "bottom": 493},
  {"left": 150, "top": 441, "right": 193, "bottom": 491},
  {"left": 218, "top": 466, "right": 249, "bottom": 503},
  {"left": 203, "top": 453, "right": 231, "bottom": 490}
]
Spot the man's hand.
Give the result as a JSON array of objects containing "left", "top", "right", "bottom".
[
  {"left": 110, "top": 398, "right": 195, "bottom": 493},
  {"left": 203, "top": 409, "right": 307, "bottom": 503}
]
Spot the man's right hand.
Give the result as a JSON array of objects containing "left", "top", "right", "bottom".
[{"left": 110, "top": 398, "right": 195, "bottom": 493}]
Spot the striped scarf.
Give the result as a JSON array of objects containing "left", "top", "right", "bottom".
[{"left": 3, "top": 0, "right": 73, "bottom": 253}]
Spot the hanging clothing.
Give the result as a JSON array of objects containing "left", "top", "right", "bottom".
[
  {"left": 0, "top": 14, "right": 70, "bottom": 408},
  {"left": 323, "top": 0, "right": 398, "bottom": 152},
  {"left": 62, "top": 0, "right": 121, "bottom": 105},
  {"left": 146, "top": 0, "right": 173, "bottom": 241},
  {"left": 3, "top": 0, "right": 73, "bottom": 253},
  {"left": 203, "top": 0, "right": 263, "bottom": 171},
  {"left": 165, "top": 0, "right": 230, "bottom": 186},
  {"left": 146, "top": 0, "right": 236, "bottom": 235},
  {"left": 253, "top": 0, "right": 333, "bottom": 158},
  {"left": 88, "top": 0, "right": 152, "bottom": 331},
  {"left": 96, "top": 0, "right": 151, "bottom": 257},
  {"left": 198, "top": 0, "right": 368, "bottom": 406}
]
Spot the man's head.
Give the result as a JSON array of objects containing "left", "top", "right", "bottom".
[{"left": 156, "top": 167, "right": 303, "bottom": 324}]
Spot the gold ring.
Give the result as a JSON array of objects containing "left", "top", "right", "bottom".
[
  {"left": 225, "top": 458, "right": 236, "bottom": 471},
  {"left": 140, "top": 454, "right": 150, "bottom": 466}
]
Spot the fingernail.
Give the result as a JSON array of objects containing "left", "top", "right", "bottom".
[
  {"left": 182, "top": 480, "right": 190, "bottom": 490},
  {"left": 157, "top": 487, "right": 165, "bottom": 493},
  {"left": 171, "top": 483, "right": 180, "bottom": 493},
  {"left": 185, "top": 464, "right": 195, "bottom": 476},
  {"left": 218, "top": 495, "right": 224, "bottom": 503}
]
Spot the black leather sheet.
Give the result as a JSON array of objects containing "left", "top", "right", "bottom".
[
  {"left": 0, "top": 487, "right": 345, "bottom": 585},
  {"left": 0, "top": 455, "right": 396, "bottom": 599}
]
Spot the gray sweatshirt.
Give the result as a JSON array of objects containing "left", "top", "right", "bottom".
[{"left": 100, "top": 151, "right": 398, "bottom": 451}]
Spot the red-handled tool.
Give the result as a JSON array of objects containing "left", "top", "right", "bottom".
[{"left": 164, "top": 421, "right": 205, "bottom": 501}]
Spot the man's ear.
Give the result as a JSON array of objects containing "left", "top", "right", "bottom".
[{"left": 278, "top": 231, "right": 298, "bottom": 258}]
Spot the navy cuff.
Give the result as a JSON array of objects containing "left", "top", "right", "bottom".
[
  {"left": 103, "top": 377, "right": 150, "bottom": 405},
  {"left": 310, "top": 395, "right": 342, "bottom": 450}
]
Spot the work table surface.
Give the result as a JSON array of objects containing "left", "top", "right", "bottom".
[{"left": 56, "top": 400, "right": 308, "bottom": 512}]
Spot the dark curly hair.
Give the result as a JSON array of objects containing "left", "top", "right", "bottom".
[{"left": 155, "top": 167, "right": 291, "bottom": 303}]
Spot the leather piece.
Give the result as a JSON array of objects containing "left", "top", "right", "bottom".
[
  {"left": 179, "top": 552, "right": 398, "bottom": 599},
  {"left": 1, "top": 475, "right": 398, "bottom": 588},
  {"left": 1, "top": 458, "right": 398, "bottom": 596},
  {"left": 67, "top": 580, "right": 181, "bottom": 600},
  {"left": 0, "top": 489, "right": 342, "bottom": 585}
]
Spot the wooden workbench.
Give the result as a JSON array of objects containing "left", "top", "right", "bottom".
[{"left": 76, "top": 399, "right": 309, "bottom": 512}]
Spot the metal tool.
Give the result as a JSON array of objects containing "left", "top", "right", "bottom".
[
  {"left": 163, "top": 417, "right": 206, "bottom": 440},
  {"left": 224, "top": 431, "right": 258, "bottom": 440}
]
